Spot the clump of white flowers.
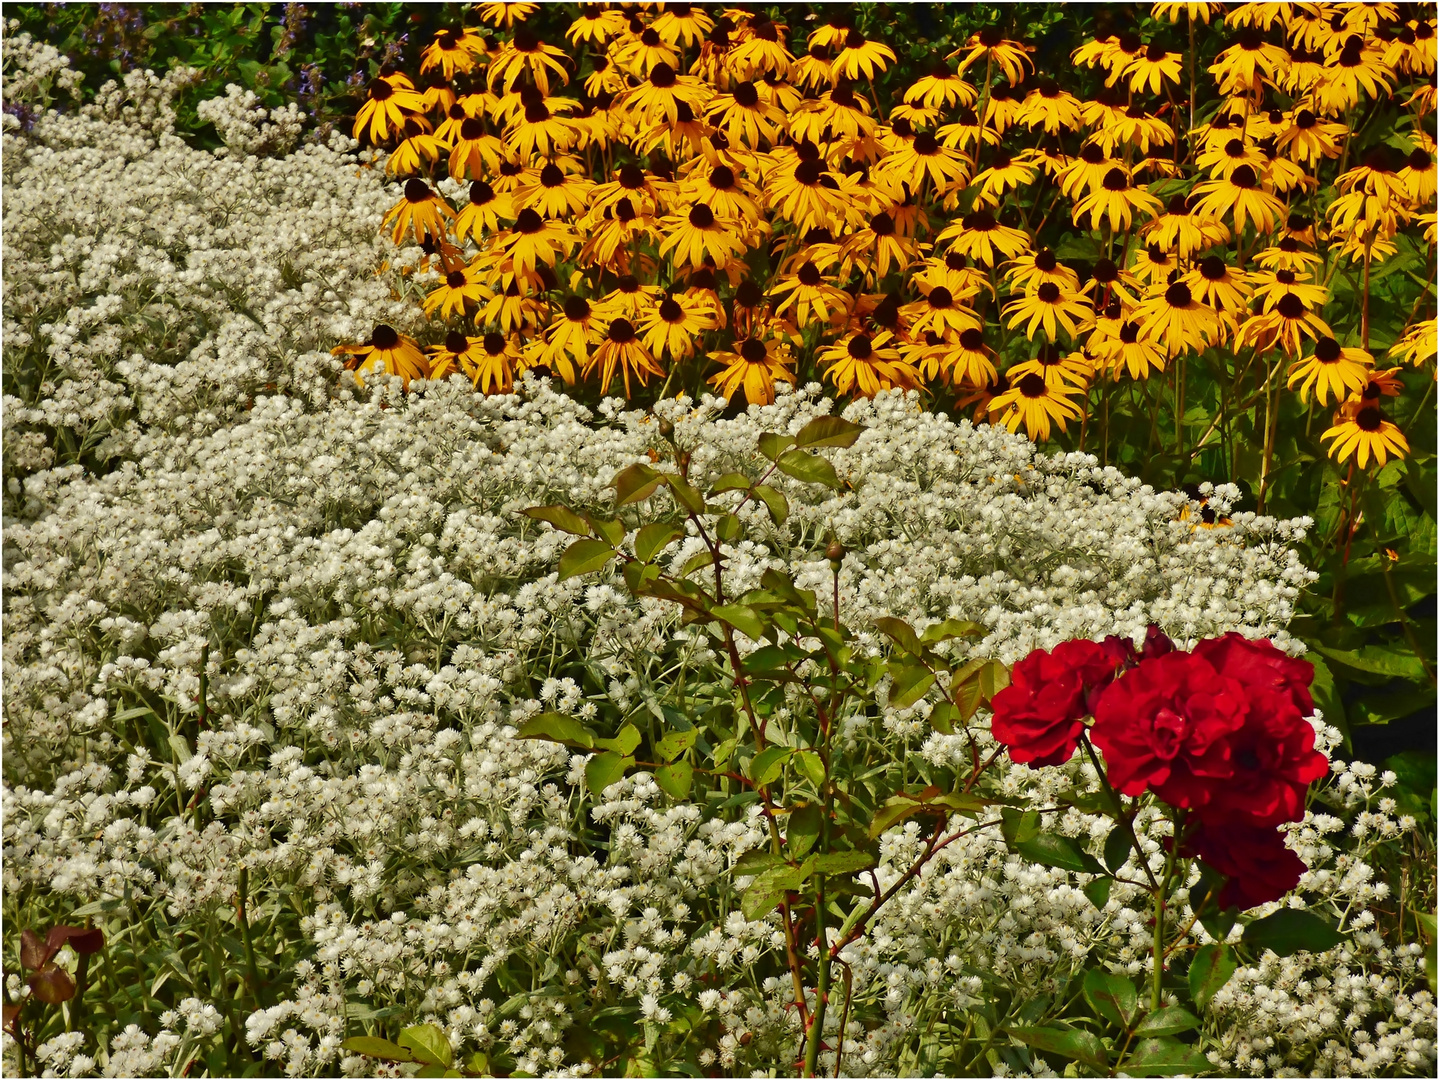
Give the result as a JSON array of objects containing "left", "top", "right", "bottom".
[
  {"left": 194, "top": 83, "right": 306, "bottom": 157},
  {"left": 2, "top": 31, "right": 1431, "bottom": 1080}
]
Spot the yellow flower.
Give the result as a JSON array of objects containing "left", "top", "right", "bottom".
[
  {"left": 423, "top": 263, "right": 487, "bottom": 319},
  {"left": 487, "top": 28, "right": 570, "bottom": 95},
  {"left": 381, "top": 179, "right": 455, "bottom": 245},
  {"left": 1321, "top": 401, "right": 1409, "bottom": 468},
  {"left": 1017, "top": 78, "right": 1085, "bottom": 134},
  {"left": 352, "top": 77, "right": 427, "bottom": 144},
  {"left": 476, "top": 1, "right": 539, "bottom": 30},
  {"left": 332, "top": 324, "right": 430, "bottom": 388},
  {"left": 831, "top": 28, "right": 896, "bottom": 80},
  {"left": 1190, "top": 165, "right": 1287, "bottom": 234},
  {"left": 543, "top": 295, "right": 608, "bottom": 382},
  {"left": 453, "top": 180, "right": 515, "bottom": 242},
  {"left": 1008, "top": 343, "right": 1093, "bottom": 392},
  {"left": 819, "top": 330, "right": 920, "bottom": 398},
  {"left": 1004, "top": 281, "right": 1093, "bottom": 343},
  {"left": 989, "top": 371, "right": 1084, "bottom": 441},
  {"left": 419, "top": 27, "right": 486, "bottom": 78},
  {"left": 770, "top": 261, "right": 851, "bottom": 328},
  {"left": 658, "top": 204, "right": 748, "bottom": 271},
  {"left": 499, "top": 209, "right": 574, "bottom": 275},
  {"left": 1390, "top": 319, "right": 1437, "bottom": 368},
  {"left": 584, "top": 317, "right": 666, "bottom": 397},
  {"left": 935, "top": 208, "right": 1030, "bottom": 268},
  {"left": 949, "top": 28, "right": 1034, "bottom": 85},
  {"left": 1072, "top": 166, "right": 1164, "bottom": 232},
  {"left": 638, "top": 293, "right": 718, "bottom": 361},
  {"left": 1287, "top": 337, "right": 1373, "bottom": 405},
  {"left": 708, "top": 336, "right": 795, "bottom": 406},
  {"left": 1135, "top": 280, "right": 1221, "bottom": 357}
]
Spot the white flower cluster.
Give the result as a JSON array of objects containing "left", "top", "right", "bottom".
[
  {"left": 0, "top": 20, "right": 84, "bottom": 110},
  {"left": 2, "top": 33, "right": 1430, "bottom": 1080},
  {"left": 194, "top": 83, "right": 305, "bottom": 157}
]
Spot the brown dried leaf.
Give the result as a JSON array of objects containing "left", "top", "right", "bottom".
[{"left": 27, "top": 964, "right": 76, "bottom": 1005}]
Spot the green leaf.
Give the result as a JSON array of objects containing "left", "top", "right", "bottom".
[
  {"left": 521, "top": 505, "right": 591, "bottom": 535},
  {"left": 712, "top": 604, "right": 766, "bottom": 642},
  {"left": 741, "top": 864, "right": 807, "bottom": 920},
  {"left": 929, "top": 792, "right": 998, "bottom": 816},
  {"left": 786, "top": 802, "right": 824, "bottom": 857},
  {"left": 587, "top": 516, "right": 626, "bottom": 547},
  {"left": 614, "top": 462, "right": 663, "bottom": 505},
  {"left": 1084, "top": 877, "right": 1112, "bottom": 910},
  {"left": 776, "top": 448, "right": 840, "bottom": 488},
  {"left": 1001, "top": 807, "right": 1041, "bottom": 844},
  {"left": 758, "top": 432, "right": 795, "bottom": 460},
  {"left": 398, "top": 1024, "right": 453, "bottom": 1068},
  {"left": 678, "top": 550, "right": 715, "bottom": 579},
  {"left": 929, "top": 700, "right": 956, "bottom": 734},
  {"left": 1242, "top": 908, "right": 1345, "bottom": 957},
  {"left": 654, "top": 729, "right": 698, "bottom": 762},
  {"left": 558, "top": 539, "right": 616, "bottom": 581},
  {"left": 794, "top": 415, "right": 865, "bottom": 449},
  {"left": 714, "top": 513, "right": 743, "bottom": 541},
  {"left": 596, "top": 723, "right": 641, "bottom": 756},
  {"left": 811, "top": 850, "right": 876, "bottom": 876},
  {"left": 875, "top": 616, "right": 922, "bottom": 655},
  {"left": 920, "top": 619, "right": 987, "bottom": 644},
  {"left": 664, "top": 475, "right": 706, "bottom": 515},
  {"left": 1103, "top": 824, "right": 1134, "bottom": 873},
  {"left": 1312, "top": 643, "right": 1430, "bottom": 681},
  {"left": 749, "top": 746, "right": 792, "bottom": 786},
  {"left": 1122, "top": 1037, "right": 1211, "bottom": 1077},
  {"left": 341, "top": 1037, "right": 418, "bottom": 1063},
  {"left": 1005, "top": 1025, "right": 1108, "bottom": 1071},
  {"left": 1132, "top": 1007, "right": 1200, "bottom": 1038},
  {"left": 888, "top": 660, "right": 935, "bottom": 708},
  {"left": 732, "top": 849, "right": 787, "bottom": 874},
  {"left": 793, "top": 748, "right": 826, "bottom": 790},
  {"left": 709, "top": 472, "right": 752, "bottom": 494},
  {"left": 1188, "top": 943, "right": 1237, "bottom": 1013},
  {"left": 752, "top": 483, "right": 789, "bottom": 524},
  {"left": 1082, "top": 969, "right": 1139, "bottom": 1028},
  {"left": 870, "top": 792, "right": 930, "bottom": 838},
  {"left": 634, "top": 522, "right": 685, "bottom": 564},
  {"left": 516, "top": 713, "right": 596, "bottom": 749},
  {"left": 978, "top": 660, "right": 1011, "bottom": 700},
  {"left": 585, "top": 751, "right": 633, "bottom": 796},
  {"left": 654, "top": 760, "right": 693, "bottom": 800},
  {"left": 1012, "top": 832, "right": 1104, "bottom": 875}
]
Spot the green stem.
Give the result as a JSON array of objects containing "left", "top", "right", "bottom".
[
  {"left": 804, "top": 877, "right": 830, "bottom": 1077},
  {"left": 237, "top": 867, "right": 262, "bottom": 1005},
  {"left": 1151, "top": 814, "right": 1182, "bottom": 1013}
]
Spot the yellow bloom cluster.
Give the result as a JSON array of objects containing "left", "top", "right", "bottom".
[{"left": 330, "top": 1, "right": 1434, "bottom": 468}]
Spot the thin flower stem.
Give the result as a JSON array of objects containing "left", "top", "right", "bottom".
[{"left": 1150, "top": 814, "right": 1182, "bottom": 1014}]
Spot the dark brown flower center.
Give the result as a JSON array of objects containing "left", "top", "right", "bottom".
[
  {"left": 740, "top": 337, "right": 767, "bottom": 363},
  {"left": 959, "top": 327, "right": 984, "bottom": 349},
  {"left": 795, "top": 159, "right": 824, "bottom": 185},
  {"left": 1200, "top": 256, "right": 1227, "bottom": 281},
  {"left": 444, "top": 330, "right": 468, "bottom": 353},
  {"left": 797, "top": 262, "right": 822, "bottom": 287},
  {"left": 660, "top": 297, "right": 684, "bottom": 322},
  {"left": 1119, "top": 321, "right": 1140, "bottom": 344},
  {"left": 1165, "top": 281, "right": 1192, "bottom": 307},
  {"left": 734, "top": 80, "right": 760, "bottom": 107},
  {"left": 928, "top": 286, "right": 954, "bottom": 309},
  {"left": 1230, "top": 165, "right": 1257, "bottom": 189},
  {"left": 689, "top": 204, "right": 716, "bottom": 228},
  {"left": 515, "top": 208, "right": 544, "bottom": 233},
  {"left": 709, "top": 165, "right": 736, "bottom": 190},
  {"left": 446, "top": 269, "right": 467, "bottom": 289},
  {"left": 369, "top": 79, "right": 394, "bottom": 101},
  {"left": 563, "top": 296, "right": 590, "bottom": 321},
  {"left": 614, "top": 197, "right": 637, "bottom": 222},
  {"left": 1037, "top": 282, "right": 1061, "bottom": 303},
  {"left": 405, "top": 178, "right": 433, "bottom": 203},
  {"left": 1295, "top": 109, "right": 1317, "bottom": 129},
  {"left": 619, "top": 163, "right": 645, "bottom": 189},
  {"left": 483, "top": 331, "right": 505, "bottom": 354},
  {"left": 1092, "top": 258, "right": 1118, "bottom": 283},
  {"left": 371, "top": 324, "right": 400, "bottom": 349},
  {"left": 1314, "top": 337, "right": 1341, "bottom": 363},
  {"left": 470, "top": 180, "right": 496, "bottom": 205},
  {"left": 541, "top": 163, "right": 565, "bottom": 187},
  {"left": 1276, "top": 293, "right": 1305, "bottom": 318},
  {"left": 1356, "top": 405, "right": 1383, "bottom": 431},
  {"left": 1019, "top": 372, "right": 1047, "bottom": 397},
  {"left": 847, "top": 334, "right": 874, "bottom": 359},
  {"left": 608, "top": 318, "right": 636, "bottom": 343},
  {"left": 871, "top": 211, "right": 895, "bottom": 236},
  {"left": 914, "top": 132, "right": 940, "bottom": 156},
  {"left": 963, "top": 209, "right": 997, "bottom": 231},
  {"left": 1102, "top": 167, "right": 1130, "bottom": 191},
  {"left": 1033, "top": 248, "right": 1058, "bottom": 272}
]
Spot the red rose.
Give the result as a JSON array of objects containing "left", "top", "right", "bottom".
[
  {"left": 1183, "top": 821, "right": 1307, "bottom": 910},
  {"left": 991, "top": 639, "right": 1129, "bottom": 767},
  {"left": 1141, "top": 625, "right": 1175, "bottom": 659},
  {"left": 1196, "top": 691, "right": 1330, "bottom": 826},
  {"left": 1090, "top": 652, "right": 1246, "bottom": 808},
  {"left": 1192, "top": 633, "right": 1315, "bottom": 717}
]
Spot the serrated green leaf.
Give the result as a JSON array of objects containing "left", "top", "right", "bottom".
[
  {"left": 1132, "top": 1006, "right": 1200, "bottom": 1037},
  {"left": 654, "top": 760, "right": 693, "bottom": 799},
  {"left": 732, "top": 849, "right": 787, "bottom": 874},
  {"left": 794, "top": 415, "right": 865, "bottom": 449},
  {"left": 758, "top": 432, "right": 795, "bottom": 460},
  {"left": 712, "top": 603, "right": 766, "bottom": 642},
  {"left": 516, "top": 713, "right": 596, "bottom": 749},
  {"left": 654, "top": 729, "right": 698, "bottom": 761},
  {"left": 709, "top": 472, "right": 752, "bottom": 494},
  {"left": 1243, "top": 909, "right": 1345, "bottom": 957},
  {"left": 585, "top": 751, "right": 633, "bottom": 796},
  {"left": 523, "top": 504, "right": 593, "bottom": 534},
  {"left": 749, "top": 746, "right": 792, "bottom": 786},
  {"left": 614, "top": 462, "right": 663, "bottom": 505},
  {"left": 786, "top": 802, "right": 823, "bottom": 857},
  {"left": 741, "top": 863, "right": 808, "bottom": 920},
  {"left": 1122, "top": 1037, "right": 1211, "bottom": 1076},
  {"left": 341, "top": 1036, "right": 419, "bottom": 1063},
  {"left": 1005, "top": 1025, "right": 1107, "bottom": 1070},
  {"left": 870, "top": 793, "right": 930, "bottom": 838},
  {"left": 634, "top": 522, "right": 684, "bottom": 564},
  {"left": 558, "top": 539, "right": 616, "bottom": 581},
  {"left": 776, "top": 448, "right": 840, "bottom": 488},
  {"left": 1082, "top": 969, "right": 1139, "bottom": 1028},
  {"left": 875, "top": 616, "right": 922, "bottom": 655},
  {"left": 919, "top": 618, "right": 987, "bottom": 644},
  {"left": 398, "top": 1024, "right": 452, "bottom": 1068},
  {"left": 811, "top": 850, "right": 876, "bottom": 876},
  {"left": 1188, "top": 943, "right": 1237, "bottom": 1013},
  {"left": 753, "top": 483, "right": 788, "bottom": 524}
]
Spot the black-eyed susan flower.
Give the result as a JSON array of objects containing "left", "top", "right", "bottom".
[
  {"left": 839, "top": 210, "right": 921, "bottom": 282},
  {"left": 568, "top": 4, "right": 628, "bottom": 46},
  {"left": 1391, "top": 318, "right": 1437, "bottom": 368},
  {"left": 487, "top": 28, "right": 570, "bottom": 95},
  {"left": 477, "top": 1, "right": 539, "bottom": 29},
  {"left": 1250, "top": 268, "right": 1330, "bottom": 313},
  {"left": 1057, "top": 142, "right": 1119, "bottom": 199},
  {"left": 832, "top": 28, "right": 897, "bottom": 81},
  {"left": 1183, "top": 255, "right": 1252, "bottom": 314},
  {"left": 454, "top": 180, "right": 514, "bottom": 242},
  {"left": 1190, "top": 164, "right": 1287, "bottom": 233},
  {"left": 819, "top": 330, "right": 919, "bottom": 398},
  {"left": 1287, "top": 336, "right": 1373, "bottom": 404},
  {"left": 904, "top": 59, "right": 977, "bottom": 109},
  {"left": 1090, "top": 103, "right": 1175, "bottom": 156},
  {"left": 386, "top": 116, "right": 446, "bottom": 177},
  {"left": 418, "top": 69, "right": 459, "bottom": 117},
  {"left": 980, "top": 81, "right": 1025, "bottom": 134},
  {"left": 770, "top": 260, "right": 850, "bottom": 328},
  {"left": 1274, "top": 107, "right": 1346, "bottom": 165},
  {"left": 1153, "top": 2, "right": 1223, "bottom": 24},
  {"left": 1315, "top": 37, "right": 1396, "bottom": 113},
  {"left": 1197, "top": 135, "right": 1269, "bottom": 180},
  {"left": 683, "top": 163, "right": 762, "bottom": 223},
  {"left": 765, "top": 150, "right": 850, "bottom": 232},
  {"left": 1321, "top": 400, "right": 1410, "bottom": 467},
  {"left": 1236, "top": 290, "right": 1334, "bottom": 355},
  {"left": 541, "top": 294, "right": 608, "bottom": 381},
  {"left": 428, "top": 330, "right": 486, "bottom": 386},
  {"left": 727, "top": 15, "right": 795, "bottom": 79},
  {"left": 1005, "top": 280, "right": 1093, "bottom": 342},
  {"left": 971, "top": 149, "right": 1037, "bottom": 206},
  {"left": 990, "top": 371, "right": 1084, "bottom": 441},
  {"left": 652, "top": 3, "right": 715, "bottom": 48},
  {"left": 447, "top": 115, "right": 507, "bottom": 180},
  {"left": 1209, "top": 26, "right": 1291, "bottom": 95},
  {"left": 1082, "top": 257, "right": 1145, "bottom": 308},
  {"left": 1017, "top": 77, "right": 1085, "bottom": 134},
  {"left": 382, "top": 179, "right": 454, "bottom": 245},
  {"left": 1008, "top": 341, "right": 1093, "bottom": 391},
  {"left": 708, "top": 334, "right": 795, "bottom": 405},
  {"left": 947, "top": 327, "right": 1000, "bottom": 386},
  {"left": 353, "top": 77, "right": 427, "bottom": 144},
  {"left": 1123, "top": 42, "right": 1183, "bottom": 92},
  {"left": 479, "top": 278, "right": 547, "bottom": 336},
  {"left": 706, "top": 79, "right": 785, "bottom": 148},
  {"left": 1135, "top": 279, "right": 1221, "bottom": 356},
  {"left": 658, "top": 203, "right": 748, "bottom": 271},
  {"left": 1073, "top": 166, "right": 1164, "bottom": 232},
  {"left": 333, "top": 324, "right": 430, "bottom": 388},
  {"left": 1131, "top": 242, "right": 1181, "bottom": 286},
  {"left": 950, "top": 27, "right": 1035, "bottom": 85},
  {"left": 791, "top": 42, "right": 836, "bottom": 90},
  {"left": 638, "top": 293, "right": 718, "bottom": 360},
  {"left": 584, "top": 316, "right": 666, "bottom": 396},
  {"left": 1143, "top": 193, "right": 1231, "bottom": 257},
  {"left": 420, "top": 27, "right": 486, "bottom": 78},
  {"left": 518, "top": 161, "right": 593, "bottom": 219},
  {"left": 790, "top": 80, "right": 878, "bottom": 144},
  {"left": 504, "top": 94, "right": 577, "bottom": 157},
  {"left": 1400, "top": 145, "right": 1438, "bottom": 206},
  {"left": 935, "top": 208, "right": 1030, "bottom": 267},
  {"left": 499, "top": 208, "right": 573, "bottom": 275},
  {"left": 620, "top": 61, "right": 711, "bottom": 126},
  {"left": 423, "top": 263, "right": 487, "bottom": 319},
  {"left": 905, "top": 283, "right": 980, "bottom": 340},
  {"left": 1092, "top": 314, "right": 1169, "bottom": 379},
  {"left": 1006, "top": 247, "right": 1080, "bottom": 294}
]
